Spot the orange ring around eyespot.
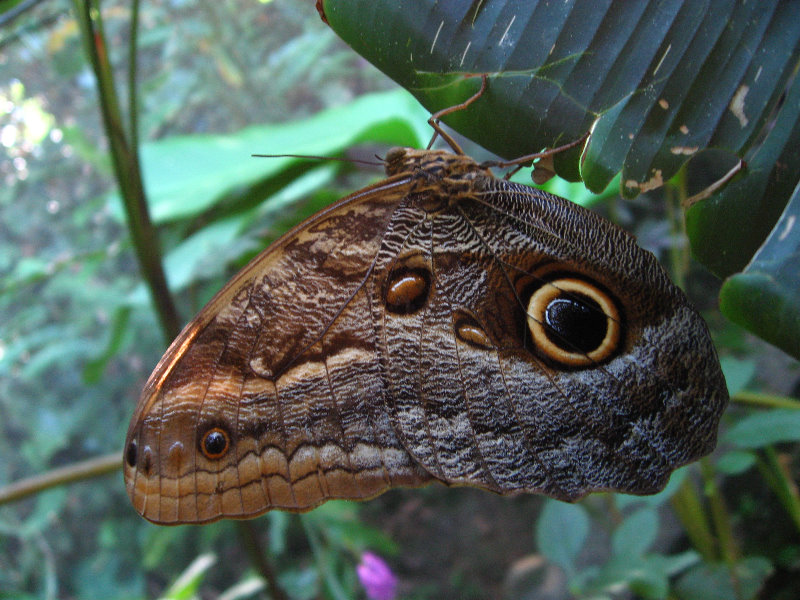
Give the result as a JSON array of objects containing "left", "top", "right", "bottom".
[
  {"left": 526, "top": 278, "right": 621, "bottom": 368},
  {"left": 200, "top": 427, "right": 230, "bottom": 460}
]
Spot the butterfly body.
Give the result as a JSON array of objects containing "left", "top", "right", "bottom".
[{"left": 125, "top": 148, "right": 727, "bottom": 525}]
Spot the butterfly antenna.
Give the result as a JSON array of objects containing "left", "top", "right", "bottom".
[{"left": 251, "top": 153, "right": 384, "bottom": 167}]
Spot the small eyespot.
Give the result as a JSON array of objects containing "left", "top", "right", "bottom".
[
  {"left": 141, "top": 446, "right": 153, "bottom": 475},
  {"left": 125, "top": 440, "right": 137, "bottom": 467},
  {"left": 455, "top": 315, "right": 494, "bottom": 349},
  {"left": 526, "top": 277, "right": 622, "bottom": 368},
  {"left": 384, "top": 267, "right": 431, "bottom": 315},
  {"left": 167, "top": 441, "right": 186, "bottom": 470},
  {"left": 201, "top": 427, "right": 230, "bottom": 460}
]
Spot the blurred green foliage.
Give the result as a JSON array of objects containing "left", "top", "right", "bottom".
[{"left": 1, "top": 1, "right": 799, "bottom": 599}]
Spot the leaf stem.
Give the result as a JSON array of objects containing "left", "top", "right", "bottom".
[
  {"left": 128, "top": 0, "right": 140, "bottom": 149},
  {"left": 301, "top": 515, "right": 351, "bottom": 600},
  {"left": 71, "top": 0, "right": 179, "bottom": 341},
  {"left": 667, "top": 170, "right": 689, "bottom": 290},
  {"left": 670, "top": 474, "right": 717, "bottom": 562},
  {"left": 756, "top": 447, "right": 800, "bottom": 535},
  {"left": 235, "top": 521, "right": 289, "bottom": 600},
  {"left": 733, "top": 391, "right": 800, "bottom": 410},
  {"left": 699, "top": 459, "right": 739, "bottom": 565},
  {"left": 0, "top": 453, "right": 120, "bottom": 506}
]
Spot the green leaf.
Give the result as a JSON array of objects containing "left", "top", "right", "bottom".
[
  {"left": 112, "top": 89, "right": 429, "bottom": 224},
  {"left": 126, "top": 164, "right": 343, "bottom": 306},
  {"left": 218, "top": 577, "right": 266, "bottom": 600},
  {"left": 719, "top": 356, "right": 756, "bottom": 398},
  {"left": 715, "top": 450, "right": 756, "bottom": 475},
  {"left": 74, "top": 554, "right": 143, "bottom": 600},
  {"left": 0, "top": 0, "right": 28, "bottom": 18},
  {"left": 323, "top": 0, "right": 800, "bottom": 356},
  {"left": 18, "top": 489, "right": 68, "bottom": 537},
  {"left": 536, "top": 499, "right": 590, "bottom": 576},
  {"left": 1, "top": 256, "right": 52, "bottom": 294},
  {"left": 574, "top": 552, "right": 698, "bottom": 600},
  {"left": 267, "top": 511, "right": 289, "bottom": 557},
  {"left": 716, "top": 180, "right": 800, "bottom": 360},
  {"left": 159, "top": 554, "right": 217, "bottom": 600},
  {"left": 141, "top": 526, "right": 192, "bottom": 571},
  {"left": 723, "top": 409, "right": 800, "bottom": 449},
  {"left": 687, "top": 70, "right": 800, "bottom": 278},
  {"left": 605, "top": 558, "right": 669, "bottom": 600},
  {"left": 611, "top": 508, "right": 659, "bottom": 558},
  {"left": 83, "top": 307, "right": 132, "bottom": 383},
  {"left": 304, "top": 501, "right": 397, "bottom": 555},
  {"left": 159, "top": 215, "right": 253, "bottom": 292},
  {"left": 277, "top": 567, "right": 319, "bottom": 600},
  {"left": 323, "top": 0, "right": 798, "bottom": 190},
  {"left": 675, "top": 557, "right": 773, "bottom": 600}
]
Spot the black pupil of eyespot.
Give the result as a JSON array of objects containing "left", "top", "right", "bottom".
[
  {"left": 126, "top": 440, "right": 137, "bottom": 467},
  {"left": 204, "top": 430, "right": 227, "bottom": 456},
  {"left": 544, "top": 295, "right": 607, "bottom": 353}
]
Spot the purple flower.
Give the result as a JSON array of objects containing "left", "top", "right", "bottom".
[{"left": 356, "top": 552, "right": 397, "bottom": 600}]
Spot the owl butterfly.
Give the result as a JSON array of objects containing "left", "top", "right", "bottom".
[{"left": 124, "top": 90, "right": 727, "bottom": 525}]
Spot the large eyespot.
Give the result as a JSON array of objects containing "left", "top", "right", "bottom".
[
  {"left": 200, "top": 427, "right": 230, "bottom": 460},
  {"left": 526, "top": 277, "right": 622, "bottom": 368},
  {"left": 384, "top": 267, "right": 431, "bottom": 315},
  {"left": 125, "top": 439, "right": 137, "bottom": 467}
]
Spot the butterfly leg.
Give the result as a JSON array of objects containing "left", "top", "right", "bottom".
[{"left": 426, "top": 73, "right": 488, "bottom": 154}]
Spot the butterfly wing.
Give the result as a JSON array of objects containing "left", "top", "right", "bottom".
[
  {"left": 125, "top": 148, "right": 728, "bottom": 524},
  {"left": 375, "top": 172, "right": 727, "bottom": 500},
  {"left": 124, "top": 175, "right": 433, "bottom": 525}
]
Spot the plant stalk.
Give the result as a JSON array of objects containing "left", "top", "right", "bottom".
[
  {"left": 756, "top": 447, "right": 800, "bottom": 535},
  {"left": 72, "top": 0, "right": 180, "bottom": 341},
  {"left": 670, "top": 474, "right": 717, "bottom": 562},
  {"left": 0, "top": 453, "right": 120, "bottom": 505},
  {"left": 236, "top": 521, "right": 289, "bottom": 600},
  {"left": 733, "top": 391, "right": 800, "bottom": 410},
  {"left": 699, "top": 459, "right": 739, "bottom": 565}
]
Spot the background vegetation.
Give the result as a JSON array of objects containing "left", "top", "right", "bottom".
[{"left": 0, "top": 1, "right": 798, "bottom": 599}]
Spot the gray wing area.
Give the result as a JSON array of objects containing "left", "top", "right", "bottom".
[{"left": 373, "top": 179, "right": 727, "bottom": 500}]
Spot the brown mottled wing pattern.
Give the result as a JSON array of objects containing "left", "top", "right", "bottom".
[
  {"left": 374, "top": 168, "right": 726, "bottom": 500},
  {"left": 124, "top": 148, "right": 727, "bottom": 525},
  {"left": 124, "top": 175, "right": 433, "bottom": 524}
]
